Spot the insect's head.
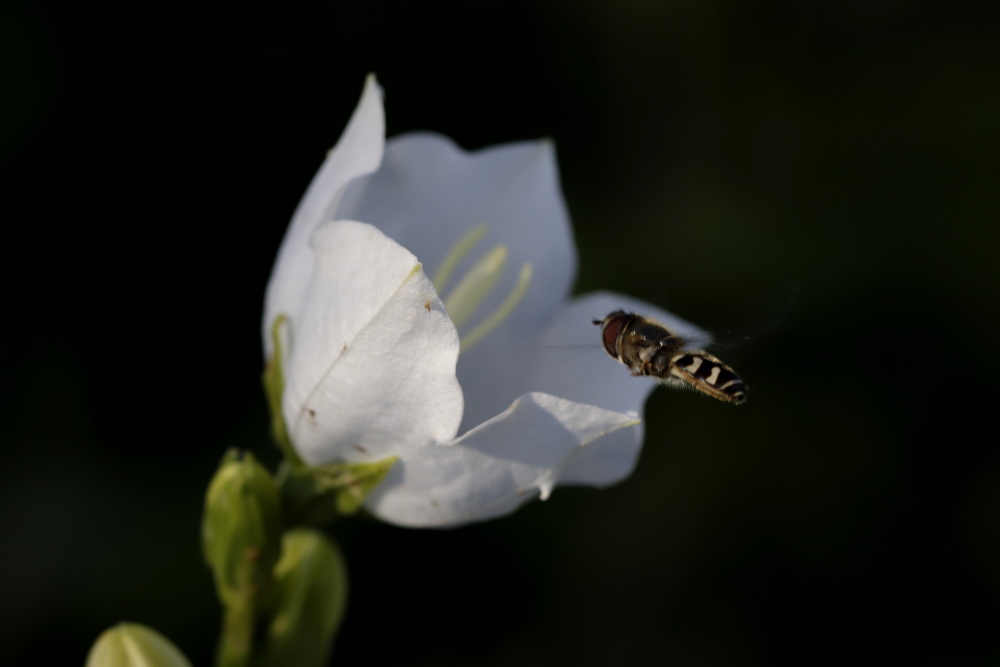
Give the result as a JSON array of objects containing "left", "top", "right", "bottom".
[{"left": 593, "top": 309, "right": 633, "bottom": 359}]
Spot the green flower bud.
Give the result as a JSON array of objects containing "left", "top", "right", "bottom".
[
  {"left": 255, "top": 529, "right": 348, "bottom": 667},
  {"left": 85, "top": 623, "right": 192, "bottom": 667},
  {"left": 202, "top": 450, "right": 282, "bottom": 608}
]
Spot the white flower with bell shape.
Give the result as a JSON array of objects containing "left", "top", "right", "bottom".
[{"left": 263, "top": 75, "right": 711, "bottom": 527}]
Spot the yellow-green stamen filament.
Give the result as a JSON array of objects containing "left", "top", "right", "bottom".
[
  {"left": 460, "top": 263, "right": 533, "bottom": 352},
  {"left": 432, "top": 224, "right": 489, "bottom": 294},
  {"left": 443, "top": 245, "right": 508, "bottom": 329},
  {"left": 434, "top": 225, "right": 534, "bottom": 351}
]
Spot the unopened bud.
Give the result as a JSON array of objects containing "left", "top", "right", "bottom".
[
  {"left": 255, "top": 529, "right": 348, "bottom": 667},
  {"left": 202, "top": 449, "right": 282, "bottom": 607},
  {"left": 85, "top": 622, "right": 192, "bottom": 667}
]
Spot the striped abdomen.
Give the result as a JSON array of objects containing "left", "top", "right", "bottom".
[{"left": 666, "top": 351, "right": 747, "bottom": 404}]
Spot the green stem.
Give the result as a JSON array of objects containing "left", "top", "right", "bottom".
[{"left": 216, "top": 591, "right": 256, "bottom": 667}]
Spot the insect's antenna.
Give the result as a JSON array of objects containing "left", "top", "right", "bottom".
[{"left": 591, "top": 312, "right": 615, "bottom": 325}]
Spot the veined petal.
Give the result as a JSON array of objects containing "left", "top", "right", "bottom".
[
  {"left": 362, "top": 393, "right": 640, "bottom": 528},
  {"left": 284, "top": 221, "right": 463, "bottom": 465},
  {"left": 337, "top": 134, "right": 575, "bottom": 347},
  {"left": 264, "top": 75, "right": 386, "bottom": 357}
]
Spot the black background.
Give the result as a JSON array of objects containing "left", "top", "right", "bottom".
[{"left": 3, "top": 1, "right": 1000, "bottom": 664}]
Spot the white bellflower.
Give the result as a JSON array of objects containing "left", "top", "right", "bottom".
[{"left": 263, "top": 75, "right": 709, "bottom": 527}]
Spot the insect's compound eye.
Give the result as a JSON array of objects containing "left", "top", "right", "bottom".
[{"left": 600, "top": 313, "right": 630, "bottom": 359}]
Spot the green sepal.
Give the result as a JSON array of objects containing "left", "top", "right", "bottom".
[
  {"left": 202, "top": 450, "right": 283, "bottom": 609},
  {"left": 277, "top": 457, "right": 397, "bottom": 526},
  {"left": 262, "top": 315, "right": 304, "bottom": 467},
  {"left": 86, "top": 622, "right": 193, "bottom": 667},
  {"left": 253, "top": 530, "right": 348, "bottom": 667}
]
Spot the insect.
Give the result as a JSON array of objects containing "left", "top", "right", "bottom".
[{"left": 593, "top": 310, "right": 747, "bottom": 404}]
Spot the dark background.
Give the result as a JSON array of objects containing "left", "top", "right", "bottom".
[{"left": 3, "top": 1, "right": 999, "bottom": 664}]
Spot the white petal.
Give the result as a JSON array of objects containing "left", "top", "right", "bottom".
[
  {"left": 336, "top": 134, "right": 576, "bottom": 343},
  {"left": 284, "top": 221, "right": 463, "bottom": 465},
  {"left": 263, "top": 74, "right": 385, "bottom": 357},
  {"left": 362, "top": 393, "right": 640, "bottom": 528}
]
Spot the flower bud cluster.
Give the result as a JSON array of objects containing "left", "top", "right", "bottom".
[{"left": 200, "top": 450, "right": 348, "bottom": 667}]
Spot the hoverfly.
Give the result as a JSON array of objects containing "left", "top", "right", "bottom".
[{"left": 594, "top": 310, "right": 747, "bottom": 404}]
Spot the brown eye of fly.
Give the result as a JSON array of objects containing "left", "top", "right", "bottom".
[{"left": 600, "top": 313, "right": 630, "bottom": 358}]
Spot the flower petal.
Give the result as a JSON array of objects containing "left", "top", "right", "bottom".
[
  {"left": 336, "top": 134, "right": 576, "bottom": 344},
  {"left": 284, "top": 221, "right": 463, "bottom": 465},
  {"left": 264, "top": 74, "right": 385, "bottom": 357},
  {"left": 362, "top": 392, "right": 640, "bottom": 528}
]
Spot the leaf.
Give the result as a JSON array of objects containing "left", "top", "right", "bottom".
[{"left": 277, "top": 457, "right": 397, "bottom": 526}]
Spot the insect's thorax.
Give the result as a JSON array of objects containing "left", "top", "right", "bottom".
[{"left": 618, "top": 319, "right": 684, "bottom": 376}]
